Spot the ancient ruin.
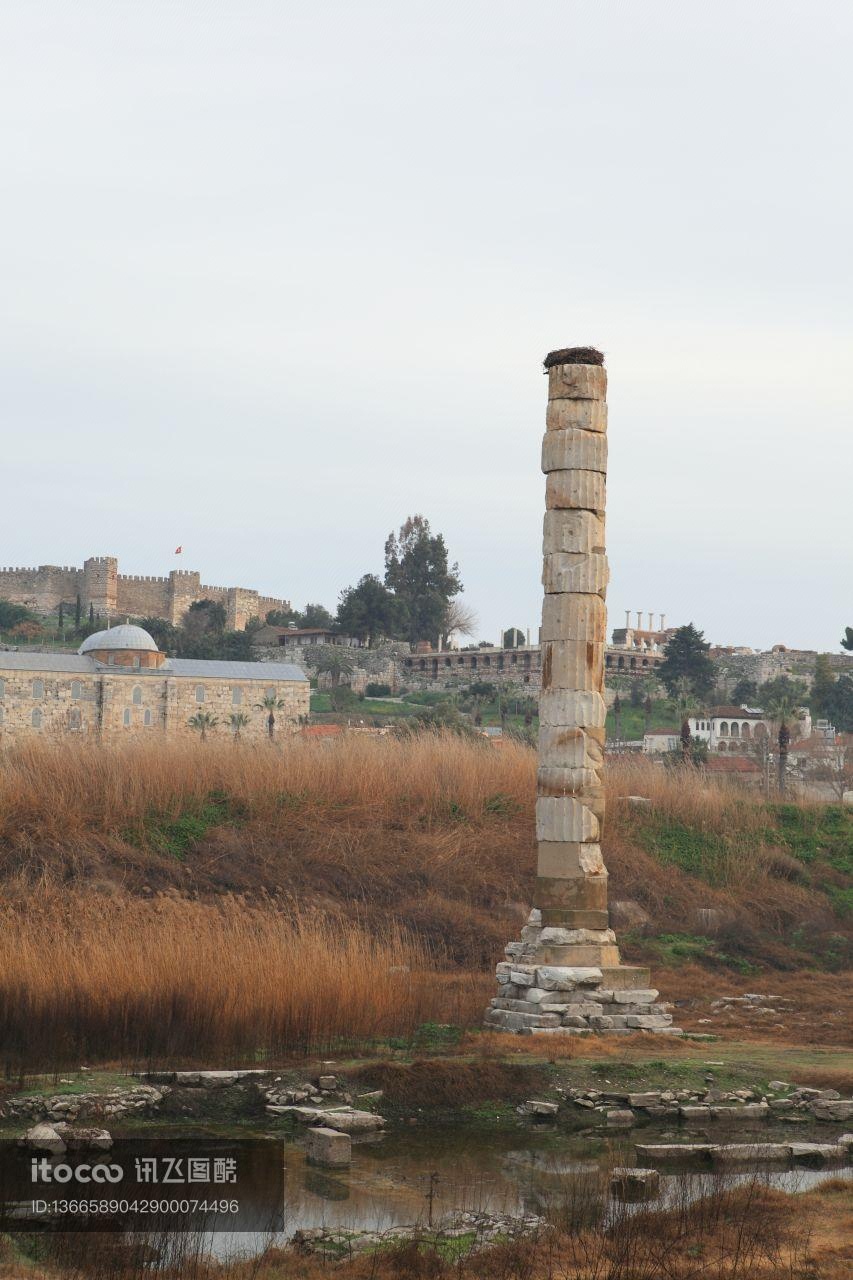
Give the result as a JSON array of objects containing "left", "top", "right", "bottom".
[{"left": 485, "top": 348, "right": 679, "bottom": 1036}]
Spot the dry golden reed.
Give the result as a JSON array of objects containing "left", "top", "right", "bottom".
[{"left": 0, "top": 891, "right": 485, "bottom": 1072}]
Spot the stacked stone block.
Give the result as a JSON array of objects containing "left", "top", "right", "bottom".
[{"left": 486, "top": 348, "right": 678, "bottom": 1036}]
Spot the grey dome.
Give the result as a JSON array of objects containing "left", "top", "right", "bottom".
[{"left": 79, "top": 624, "right": 159, "bottom": 655}]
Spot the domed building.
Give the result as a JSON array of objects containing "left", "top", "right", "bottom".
[{"left": 0, "top": 623, "right": 308, "bottom": 742}]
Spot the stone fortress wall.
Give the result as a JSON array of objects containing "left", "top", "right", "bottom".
[{"left": 0, "top": 556, "right": 290, "bottom": 632}]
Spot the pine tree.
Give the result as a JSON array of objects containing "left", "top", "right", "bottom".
[
  {"left": 657, "top": 623, "right": 715, "bottom": 698},
  {"left": 384, "top": 515, "right": 462, "bottom": 647},
  {"left": 75, "top": 594, "right": 82, "bottom": 629}
]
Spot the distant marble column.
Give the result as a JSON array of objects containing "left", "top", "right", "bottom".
[{"left": 485, "top": 348, "right": 679, "bottom": 1037}]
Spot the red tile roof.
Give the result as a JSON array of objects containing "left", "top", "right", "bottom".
[{"left": 706, "top": 755, "right": 761, "bottom": 774}]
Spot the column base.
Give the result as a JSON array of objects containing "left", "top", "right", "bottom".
[{"left": 486, "top": 910, "right": 681, "bottom": 1036}]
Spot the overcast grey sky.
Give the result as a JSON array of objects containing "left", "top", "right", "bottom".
[{"left": 1, "top": 1, "right": 850, "bottom": 652}]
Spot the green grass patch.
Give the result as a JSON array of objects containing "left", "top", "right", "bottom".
[
  {"left": 641, "top": 931, "right": 756, "bottom": 973},
  {"left": 770, "top": 804, "right": 852, "bottom": 874},
  {"left": 401, "top": 690, "right": 452, "bottom": 706},
  {"left": 126, "top": 790, "right": 242, "bottom": 860},
  {"left": 636, "top": 819, "right": 733, "bottom": 883}
]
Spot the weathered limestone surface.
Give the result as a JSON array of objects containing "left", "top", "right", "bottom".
[
  {"left": 487, "top": 349, "right": 677, "bottom": 1035},
  {"left": 305, "top": 1127, "right": 352, "bottom": 1167}
]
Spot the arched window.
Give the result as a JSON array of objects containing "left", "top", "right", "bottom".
[
  {"left": 195, "top": 685, "right": 205, "bottom": 703},
  {"left": 730, "top": 722, "right": 740, "bottom": 738},
  {"left": 71, "top": 680, "right": 81, "bottom": 700},
  {"left": 133, "top": 656, "right": 141, "bottom": 670},
  {"left": 419, "top": 659, "right": 426, "bottom": 670},
  {"left": 132, "top": 686, "right": 142, "bottom": 705},
  {"left": 32, "top": 679, "right": 44, "bottom": 699},
  {"left": 718, "top": 741, "right": 727, "bottom": 752},
  {"left": 32, "top": 708, "right": 42, "bottom": 728},
  {"left": 719, "top": 721, "right": 729, "bottom": 736},
  {"left": 69, "top": 707, "right": 82, "bottom": 730},
  {"left": 741, "top": 722, "right": 751, "bottom": 739},
  {"left": 755, "top": 722, "right": 768, "bottom": 738},
  {"left": 123, "top": 708, "right": 132, "bottom": 726},
  {"left": 144, "top": 709, "right": 153, "bottom": 727},
  {"left": 232, "top": 687, "right": 243, "bottom": 705}
]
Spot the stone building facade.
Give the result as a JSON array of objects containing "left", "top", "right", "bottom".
[
  {"left": 0, "top": 625, "right": 308, "bottom": 744},
  {"left": 0, "top": 556, "right": 290, "bottom": 631}
]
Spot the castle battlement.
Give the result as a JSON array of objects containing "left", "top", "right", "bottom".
[{"left": 0, "top": 554, "right": 291, "bottom": 631}]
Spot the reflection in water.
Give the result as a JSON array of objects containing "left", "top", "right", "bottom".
[
  {"left": 272, "top": 1124, "right": 851, "bottom": 1239},
  {"left": 158, "top": 1123, "right": 850, "bottom": 1263}
]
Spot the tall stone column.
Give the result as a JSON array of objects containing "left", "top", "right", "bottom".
[{"left": 485, "top": 348, "right": 678, "bottom": 1037}]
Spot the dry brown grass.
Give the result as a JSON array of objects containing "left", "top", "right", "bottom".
[
  {"left": 0, "top": 889, "right": 486, "bottom": 1072},
  {"left": 0, "top": 737, "right": 848, "bottom": 1070}
]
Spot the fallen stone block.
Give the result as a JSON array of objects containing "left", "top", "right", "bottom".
[
  {"left": 606, "top": 1109, "right": 634, "bottom": 1127},
  {"left": 613, "top": 989, "right": 658, "bottom": 1004},
  {"left": 634, "top": 1144, "right": 716, "bottom": 1163},
  {"left": 305, "top": 1127, "right": 351, "bottom": 1168},
  {"left": 610, "top": 1167, "right": 659, "bottom": 1201},
  {"left": 680, "top": 1105, "right": 712, "bottom": 1120},
  {"left": 52, "top": 1124, "right": 113, "bottom": 1151},
  {"left": 810, "top": 1100, "right": 853, "bottom": 1122},
  {"left": 628, "top": 1093, "right": 662, "bottom": 1108},
  {"left": 21, "top": 1123, "right": 66, "bottom": 1155},
  {"left": 789, "top": 1143, "right": 846, "bottom": 1167},
  {"left": 521, "top": 1100, "right": 559, "bottom": 1117},
  {"left": 712, "top": 1144, "right": 791, "bottom": 1165},
  {"left": 711, "top": 1103, "right": 769, "bottom": 1119}
]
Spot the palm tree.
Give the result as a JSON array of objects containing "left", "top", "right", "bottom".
[
  {"left": 670, "top": 676, "right": 699, "bottom": 764},
  {"left": 229, "top": 711, "right": 250, "bottom": 740},
  {"left": 255, "top": 693, "right": 287, "bottom": 740},
  {"left": 188, "top": 711, "right": 218, "bottom": 741},
  {"left": 311, "top": 646, "right": 355, "bottom": 688},
  {"left": 765, "top": 694, "right": 803, "bottom": 794}
]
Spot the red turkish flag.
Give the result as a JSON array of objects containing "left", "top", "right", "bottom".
[{"left": 174, "top": 546, "right": 182, "bottom": 555}]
